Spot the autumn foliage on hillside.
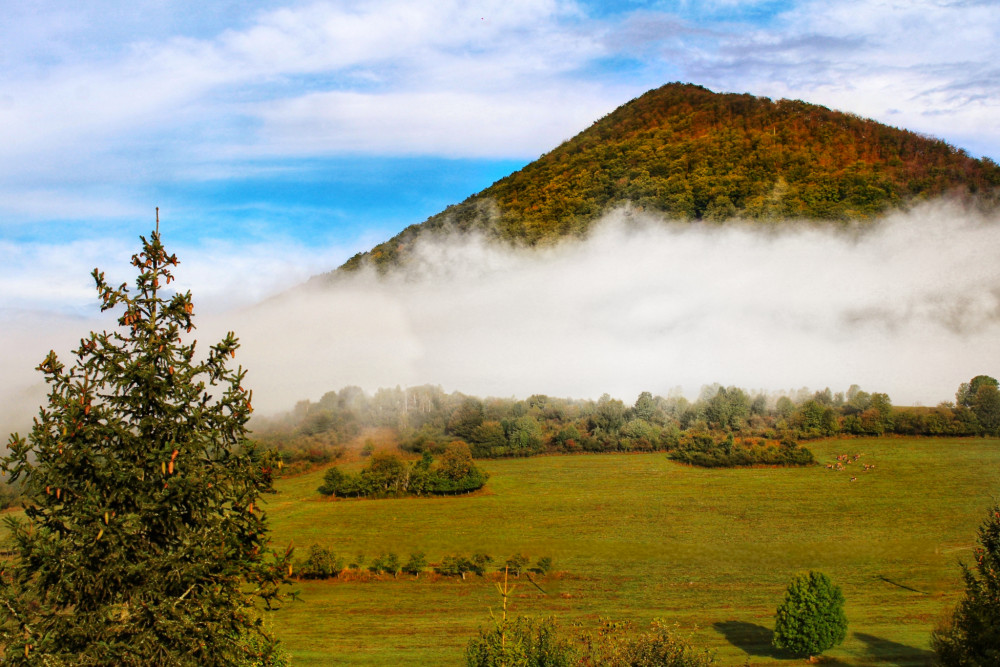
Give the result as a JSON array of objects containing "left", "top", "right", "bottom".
[{"left": 341, "top": 83, "right": 1000, "bottom": 273}]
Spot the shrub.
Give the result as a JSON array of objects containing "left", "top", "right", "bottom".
[
  {"left": 370, "top": 552, "right": 400, "bottom": 576},
  {"left": 578, "top": 619, "right": 714, "bottom": 666},
  {"left": 299, "top": 544, "right": 343, "bottom": 579},
  {"left": 437, "top": 554, "right": 473, "bottom": 578},
  {"left": 469, "top": 552, "right": 494, "bottom": 576},
  {"left": 532, "top": 556, "right": 554, "bottom": 575},
  {"left": 466, "top": 616, "right": 575, "bottom": 667},
  {"left": 317, "top": 466, "right": 352, "bottom": 496},
  {"left": 402, "top": 551, "right": 427, "bottom": 577},
  {"left": 505, "top": 553, "right": 530, "bottom": 576},
  {"left": 772, "top": 571, "right": 847, "bottom": 657},
  {"left": 931, "top": 503, "right": 1000, "bottom": 665},
  {"left": 237, "top": 615, "right": 293, "bottom": 667}
]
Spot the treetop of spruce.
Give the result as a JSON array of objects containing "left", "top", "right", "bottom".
[{"left": 0, "top": 222, "right": 292, "bottom": 666}]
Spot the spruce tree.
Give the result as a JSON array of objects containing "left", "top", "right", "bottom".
[
  {"left": 0, "top": 224, "right": 291, "bottom": 665},
  {"left": 772, "top": 571, "right": 847, "bottom": 658},
  {"left": 932, "top": 503, "right": 1000, "bottom": 666}
]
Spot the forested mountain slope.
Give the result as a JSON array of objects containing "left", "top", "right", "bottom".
[{"left": 335, "top": 82, "right": 1000, "bottom": 274}]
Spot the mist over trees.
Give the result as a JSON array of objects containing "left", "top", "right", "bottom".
[{"left": 252, "top": 375, "right": 1000, "bottom": 469}]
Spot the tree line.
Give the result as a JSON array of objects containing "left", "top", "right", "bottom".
[{"left": 252, "top": 375, "right": 1000, "bottom": 469}]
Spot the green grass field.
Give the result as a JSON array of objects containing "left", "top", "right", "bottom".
[{"left": 265, "top": 437, "right": 1000, "bottom": 665}]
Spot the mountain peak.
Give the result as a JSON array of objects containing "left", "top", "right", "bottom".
[{"left": 337, "top": 83, "right": 1000, "bottom": 274}]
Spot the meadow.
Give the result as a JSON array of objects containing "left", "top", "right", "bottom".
[{"left": 266, "top": 436, "right": 999, "bottom": 665}]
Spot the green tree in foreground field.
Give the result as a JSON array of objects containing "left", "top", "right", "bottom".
[
  {"left": 466, "top": 568, "right": 575, "bottom": 667},
  {"left": 772, "top": 571, "right": 847, "bottom": 658},
  {"left": 0, "top": 224, "right": 292, "bottom": 665},
  {"left": 932, "top": 503, "right": 1000, "bottom": 666},
  {"left": 466, "top": 616, "right": 574, "bottom": 667}
]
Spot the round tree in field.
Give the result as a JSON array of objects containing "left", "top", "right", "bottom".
[
  {"left": 0, "top": 225, "right": 292, "bottom": 665},
  {"left": 772, "top": 571, "right": 847, "bottom": 658},
  {"left": 932, "top": 503, "right": 1000, "bottom": 666}
]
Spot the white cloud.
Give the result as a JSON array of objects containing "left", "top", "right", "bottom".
[
  {"left": 2, "top": 0, "right": 999, "bottom": 209},
  {"left": 205, "top": 199, "right": 1000, "bottom": 413},
  {"left": 0, "top": 189, "right": 147, "bottom": 221},
  {"left": 251, "top": 88, "right": 613, "bottom": 157},
  {"left": 0, "top": 1, "right": 601, "bottom": 162},
  {"left": 673, "top": 0, "right": 1000, "bottom": 157}
]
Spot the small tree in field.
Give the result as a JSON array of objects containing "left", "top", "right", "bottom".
[
  {"left": 932, "top": 503, "right": 1000, "bottom": 666},
  {"left": 465, "top": 616, "right": 574, "bottom": 667},
  {"left": 772, "top": 571, "right": 847, "bottom": 658},
  {"left": 0, "top": 223, "right": 292, "bottom": 665},
  {"left": 466, "top": 569, "right": 574, "bottom": 667}
]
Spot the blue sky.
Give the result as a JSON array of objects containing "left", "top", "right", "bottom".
[{"left": 2, "top": 0, "right": 1000, "bottom": 312}]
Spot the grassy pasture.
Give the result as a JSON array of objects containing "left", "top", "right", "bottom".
[{"left": 266, "top": 437, "right": 1000, "bottom": 665}]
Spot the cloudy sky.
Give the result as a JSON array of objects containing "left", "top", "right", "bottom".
[
  {"left": 2, "top": 0, "right": 1000, "bottom": 416},
  {"left": 3, "top": 0, "right": 999, "bottom": 312}
]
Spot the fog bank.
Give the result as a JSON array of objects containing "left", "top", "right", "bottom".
[
  {"left": 4, "top": 200, "right": 1000, "bottom": 430},
  {"left": 228, "top": 200, "right": 1000, "bottom": 413}
]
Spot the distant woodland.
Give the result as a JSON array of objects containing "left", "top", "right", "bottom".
[
  {"left": 340, "top": 83, "right": 1000, "bottom": 273},
  {"left": 250, "top": 375, "right": 1000, "bottom": 472}
]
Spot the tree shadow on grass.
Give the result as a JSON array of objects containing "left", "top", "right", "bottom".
[
  {"left": 853, "top": 632, "right": 935, "bottom": 666},
  {"left": 712, "top": 622, "right": 934, "bottom": 665},
  {"left": 712, "top": 621, "right": 785, "bottom": 659}
]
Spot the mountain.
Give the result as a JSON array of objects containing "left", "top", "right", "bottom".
[{"left": 335, "top": 83, "right": 1000, "bottom": 274}]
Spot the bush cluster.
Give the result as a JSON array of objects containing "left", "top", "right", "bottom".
[
  {"left": 293, "top": 547, "right": 553, "bottom": 582},
  {"left": 257, "top": 376, "right": 1000, "bottom": 472},
  {"left": 436, "top": 553, "right": 552, "bottom": 579},
  {"left": 294, "top": 547, "right": 412, "bottom": 579},
  {"left": 669, "top": 433, "right": 815, "bottom": 468},
  {"left": 318, "top": 442, "right": 488, "bottom": 498},
  {"left": 466, "top": 617, "right": 715, "bottom": 667}
]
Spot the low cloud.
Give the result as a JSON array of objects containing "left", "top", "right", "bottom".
[
  {"left": 5, "top": 199, "right": 1000, "bottom": 435},
  {"left": 219, "top": 199, "right": 1000, "bottom": 414}
]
